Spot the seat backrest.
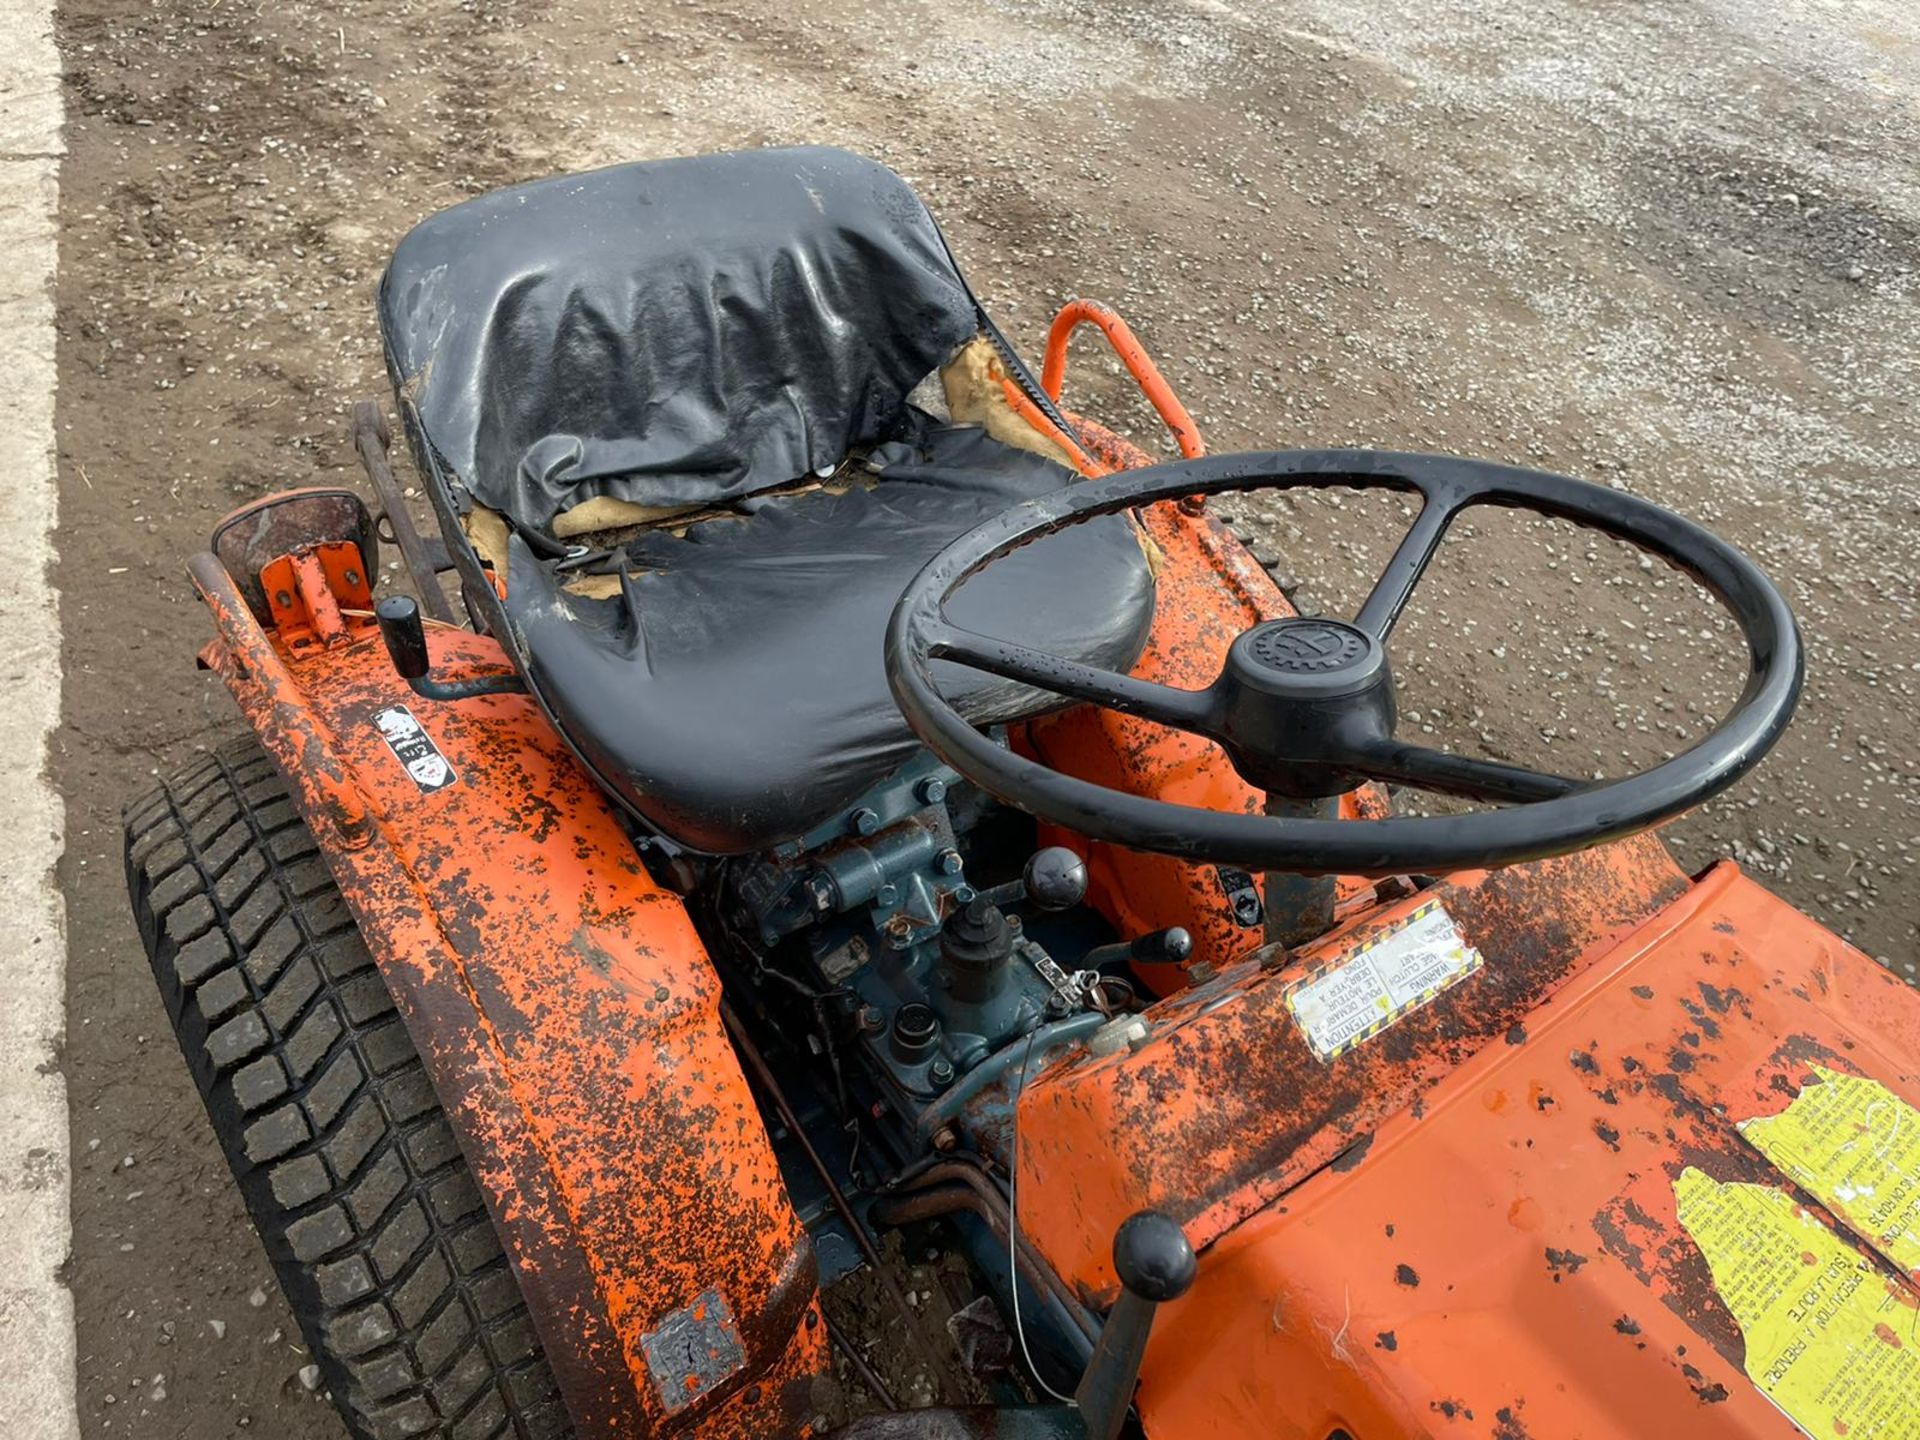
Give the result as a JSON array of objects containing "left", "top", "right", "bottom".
[{"left": 378, "top": 147, "right": 980, "bottom": 532}]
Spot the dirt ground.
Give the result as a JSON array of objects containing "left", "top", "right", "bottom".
[{"left": 48, "top": 0, "right": 1918, "bottom": 1434}]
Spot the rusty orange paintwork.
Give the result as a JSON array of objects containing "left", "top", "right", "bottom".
[
  {"left": 997, "top": 371, "right": 1108, "bottom": 476},
  {"left": 1106, "top": 862, "right": 1920, "bottom": 1439},
  {"left": 260, "top": 541, "right": 373, "bottom": 652},
  {"left": 175, "top": 286, "right": 1914, "bottom": 1440},
  {"left": 189, "top": 546, "right": 830, "bottom": 1438},
  {"left": 1009, "top": 836, "right": 1693, "bottom": 1303},
  {"left": 1041, "top": 299, "right": 1206, "bottom": 461}
]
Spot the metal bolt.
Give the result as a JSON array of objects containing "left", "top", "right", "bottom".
[
  {"left": 343, "top": 569, "right": 361, "bottom": 587},
  {"left": 857, "top": 1005, "right": 885, "bottom": 1035},
  {"left": 929, "top": 1058, "right": 955, "bottom": 1088},
  {"left": 806, "top": 875, "right": 835, "bottom": 911},
  {"left": 932, "top": 1125, "right": 958, "bottom": 1152},
  {"left": 885, "top": 930, "right": 913, "bottom": 951},
  {"left": 936, "top": 849, "right": 963, "bottom": 875},
  {"left": 850, "top": 807, "right": 881, "bottom": 836},
  {"left": 918, "top": 777, "right": 948, "bottom": 804},
  {"left": 876, "top": 883, "right": 899, "bottom": 907},
  {"left": 274, "top": 590, "right": 293, "bottom": 608}
]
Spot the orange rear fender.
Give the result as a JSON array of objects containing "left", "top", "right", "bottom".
[{"left": 188, "top": 551, "right": 829, "bottom": 1438}]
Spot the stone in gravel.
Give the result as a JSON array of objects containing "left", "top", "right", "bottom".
[
  {"left": 297, "top": 1364, "right": 321, "bottom": 1391},
  {"left": 247, "top": 1286, "right": 267, "bottom": 1309}
]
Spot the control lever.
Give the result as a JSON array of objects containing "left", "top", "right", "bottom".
[
  {"left": 977, "top": 846, "right": 1088, "bottom": 912},
  {"left": 1082, "top": 927, "right": 1192, "bottom": 970},
  {"left": 375, "top": 595, "right": 527, "bottom": 701},
  {"left": 1075, "top": 1211, "right": 1197, "bottom": 1440}
]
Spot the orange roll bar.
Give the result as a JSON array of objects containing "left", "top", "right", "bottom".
[{"left": 1040, "top": 299, "right": 1205, "bottom": 460}]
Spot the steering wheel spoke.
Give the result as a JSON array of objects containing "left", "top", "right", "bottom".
[
  {"left": 1338, "top": 737, "right": 1584, "bottom": 805},
  {"left": 928, "top": 622, "right": 1222, "bottom": 736},
  {"left": 1353, "top": 484, "right": 1469, "bottom": 640}
]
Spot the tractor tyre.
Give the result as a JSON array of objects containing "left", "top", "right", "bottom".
[{"left": 124, "top": 734, "right": 573, "bottom": 1440}]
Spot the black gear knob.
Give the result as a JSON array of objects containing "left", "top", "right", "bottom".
[
  {"left": 1022, "top": 846, "right": 1088, "bottom": 911},
  {"left": 1113, "top": 1210, "right": 1197, "bottom": 1302},
  {"left": 977, "top": 846, "right": 1089, "bottom": 912},
  {"left": 1076, "top": 1210, "right": 1197, "bottom": 1440},
  {"left": 376, "top": 594, "right": 430, "bottom": 679}
]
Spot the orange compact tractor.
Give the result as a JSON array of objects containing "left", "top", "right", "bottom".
[{"left": 128, "top": 148, "right": 1920, "bottom": 1440}]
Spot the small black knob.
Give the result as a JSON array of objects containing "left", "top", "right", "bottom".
[
  {"left": 1113, "top": 1211, "right": 1196, "bottom": 1303},
  {"left": 1022, "top": 846, "right": 1088, "bottom": 911},
  {"left": 1082, "top": 927, "right": 1194, "bottom": 970},
  {"left": 375, "top": 595, "right": 430, "bottom": 680},
  {"left": 1135, "top": 927, "right": 1192, "bottom": 965}
]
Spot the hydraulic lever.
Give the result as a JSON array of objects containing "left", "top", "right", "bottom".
[
  {"left": 375, "top": 595, "right": 527, "bottom": 701},
  {"left": 1075, "top": 1211, "right": 1197, "bottom": 1440}
]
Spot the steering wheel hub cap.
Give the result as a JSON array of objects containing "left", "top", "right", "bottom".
[
  {"left": 1246, "top": 619, "right": 1371, "bottom": 676},
  {"left": 1229, "top": 617, "right": 1386, "bottom": 708}
]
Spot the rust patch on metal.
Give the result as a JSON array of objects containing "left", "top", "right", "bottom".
[{"left": 1010, "top": 838, "right": 1688, "bottom": 1298}]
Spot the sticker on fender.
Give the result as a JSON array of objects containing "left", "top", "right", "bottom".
[
  {"left": 373, "top": 705, "right": 458, "bottom": 793},
  {"left": 1283, "top": 899, "right": 1483, "bottom": 1062}
]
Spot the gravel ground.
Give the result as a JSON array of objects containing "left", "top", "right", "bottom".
[{"left": 49, "top": 0, "right": 1917, "bottom": 1434}]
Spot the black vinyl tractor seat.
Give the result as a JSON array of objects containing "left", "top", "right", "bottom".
[{"left": 378, "top": 147, "right": 1156, "bottom": 853}]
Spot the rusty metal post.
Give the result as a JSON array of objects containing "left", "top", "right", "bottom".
[
  {"left": 1263, "top": 793, "right": 1339, "bottom": 947},
  {"left": 352, "top": 399, "right": 455, "bottom": 623}
]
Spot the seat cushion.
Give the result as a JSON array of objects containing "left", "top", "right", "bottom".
[
  {"left": 377, "top": 147, "right": 979, "bottom": 531},
  {"left": 502, "top": 426, "right": 1157, "bottom": 854}
]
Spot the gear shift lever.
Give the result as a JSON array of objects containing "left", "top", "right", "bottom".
[
  {"left": 977, "top": 846, "right": 1089, "bottom": 912},
  {"left": 1075, "top": 1211, "right": 1197, "bottom": 1440}
]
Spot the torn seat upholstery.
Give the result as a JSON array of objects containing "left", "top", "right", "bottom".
[{"left": 379, "top": 146, "right": 1156, "bottom": 853}]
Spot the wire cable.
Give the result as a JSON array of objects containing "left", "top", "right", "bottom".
[{"left": 1008, "top": 1027, "right": 1078, "bottom": 1406}]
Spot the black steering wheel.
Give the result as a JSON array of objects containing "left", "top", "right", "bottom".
[{"left": 885, "top": 449, "right": 1801, "bottom": 877}]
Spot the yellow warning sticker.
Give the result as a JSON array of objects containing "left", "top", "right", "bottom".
[
  {"left": 1282, "top": 899, "right": 1482, "bottom": 1063},
  {"left": 1675, "top": 1168, "right": 1920, "bottom": 1438},
  {"left": 1741, "top": 1066, "right": 1920, "bottom": 1280}
]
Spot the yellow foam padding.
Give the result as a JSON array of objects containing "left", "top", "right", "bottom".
[
  {"left": 463, "top": 504, "right": 510, "bottom": 575},
  {"left": 563, "top": 572, "right": 626, "bottom": 601},
  {"left": 940, "top": 338, "right": 1076, "bottom": 469},
  {"left": 548, "top": 338, "right": 1173, "bottom": 597},
  {"left": 551, "top": 495, "right": 705, "bottom": 539}
]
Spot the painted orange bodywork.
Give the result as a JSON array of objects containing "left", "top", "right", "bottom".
[
  {"left": 189, "top": 551, "right": 829, "bottom": 1438},
  {"left": 1012, "top": 321, "right": 1920, "bottom": 1436},
  {"left": 1012, "top": 837, "right": 1694, "bottom": 1302},
  {"left": 1102, "top": 863, "right": 1920, "bottom": 1439}
]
